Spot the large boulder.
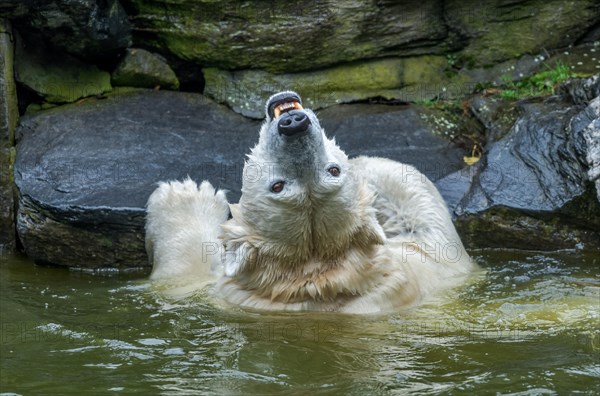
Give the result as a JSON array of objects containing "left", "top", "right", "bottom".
[
  {"left": 120, "top": 0, "right": 599, "bottom": 118},
  {"left": 583, "top": 101, "right": 600, "bottom": 201},
  {"left": 123, "top": 0, "right": 449, "bottom": 73},
  {"left": 14, "top": 90, "right": 259, "bottom": 268},
  {"left": 436, "top": 78, "right": 600, "bottom": 250},
  {"left": 122, "top": 0, "right": 598, "bottom": 73},
  {"left": 13, "top": 90, "right": 465, "bottom": 269}
]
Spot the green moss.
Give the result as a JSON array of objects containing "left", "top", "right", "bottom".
[
  {"left": 498, "top": 61, "right": 576, "bottom": 100},
  {"left": 320, "top": 59, "right": 403, "bottom": 91},
  {"left": 414, "top": 98, "right": 439, "bottom": 107},
  {"left": 403, "top": 56, "right": 449, "bottom": 87},
  {"left": 1, "top": 147, "right": 12, "bottom": 181}
]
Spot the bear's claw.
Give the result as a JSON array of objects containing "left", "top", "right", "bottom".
[{"left": 147, "top": 178, "right": 229, "bottom": 220}]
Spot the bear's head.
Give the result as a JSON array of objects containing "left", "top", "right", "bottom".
[{"left": 221, "top": 91, "right": 385, "bottom": 285}]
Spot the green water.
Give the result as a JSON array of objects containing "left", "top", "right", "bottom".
[{"left": 1, "top": 250, "right": 598, "bottom": 395}]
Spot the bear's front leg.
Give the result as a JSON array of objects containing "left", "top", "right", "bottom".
[{"left": 145, "top": 178, "right": 230, "bottom": 280}]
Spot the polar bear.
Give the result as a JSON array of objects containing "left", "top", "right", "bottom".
[{"left": 145, "top": 91, "right": 476, "bottom": 313}]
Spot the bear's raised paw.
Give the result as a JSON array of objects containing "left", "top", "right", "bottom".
[{"left": 147, "top": 178, "right": 230, "bottom": 221}]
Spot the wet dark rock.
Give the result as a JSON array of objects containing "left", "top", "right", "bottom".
[
  {"left": 112, "top": 48, "right": 179, "bottom": 90},
  {"left": 557, "top": 75, "right": 600, "bottom": 105},
  {"left": 437, "top": 81, "right": 600, "bottom": 250},
  {"left": 580, "top": 97, "right": 600, "bottom": 201},
  {"left": 461, "top": 102, "right": 585, "bottom": 214},
  {"left": 1, "top": 0, "right": 131, "bottom": 61},
  {"left": 14, "top": 91, "right": 466, "bottom": 268},
  {"left": 14, "top": 90, "right": 259, "bottom": 268},
  {"left": 469, "top": 96, "right": 518, "bottom": 143}
]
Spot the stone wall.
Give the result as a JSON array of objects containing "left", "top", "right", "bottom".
[
  {"left": 121, "top": 0, "right": 600, "bottom": 116},
  {"left": 1, "top": 1, "right": 599, "bottom": 115}
]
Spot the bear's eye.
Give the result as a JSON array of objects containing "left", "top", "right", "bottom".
[
  {"left": 271, "top": 181, "right": 285, "bottom": 193},
  {"left": 328, "top": 166, "right": 341, "bottom": 177}
]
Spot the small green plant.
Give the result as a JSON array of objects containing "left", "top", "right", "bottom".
[
  {"left": 446, "top": 54, "right": 458, "bottom": 68},
  {"left": 499, "top": 61, "right": 575, "bottom": 100},
  {"left": 414, "top": 98, "right": 439, "bottom": 107}
]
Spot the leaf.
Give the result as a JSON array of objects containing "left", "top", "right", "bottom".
[{"left": 463, "top": 144, "right": 481, "bottom": 166}]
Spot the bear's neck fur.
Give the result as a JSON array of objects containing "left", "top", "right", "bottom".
[{"left": 220, "top": 181, "right": 387, "bottom": 304}]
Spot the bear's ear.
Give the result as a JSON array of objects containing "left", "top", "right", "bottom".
[{"left": 220, "top": 204, "right": 257, "bottom": 277}]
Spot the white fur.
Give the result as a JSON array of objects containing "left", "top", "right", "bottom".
[
  {"left": 146, "top": 178, "right": 229, "bottom": 281},
  {"left": 145, "top": 93, "right": 476, "bottom": 313}
]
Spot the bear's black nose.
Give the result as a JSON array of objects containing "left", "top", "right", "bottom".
[{"left": 277, "top": 110, "right": 311, "bottom": 136}]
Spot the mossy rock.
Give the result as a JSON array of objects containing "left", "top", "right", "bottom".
[
  {"left": 14, "top": 34, "right": 112, "bottom": 103},
  {"left": 436, "top": 86, "right": 600, "bottom": 250},
  {"left": 455, "top": 208, "right": 600, "bottom": 251},
  {"left": 112, "top": 48, "right": 179, "bottom": 90},
  {"left": 124, "top": 0, "right": 598, "bottom": 73},
  {"left": 0, "top": 20, "right": 17, "bottom": 252},
  {"left": 0, "top": 146, "right": 16, "bottom": 252},
  {"left": 445, "top": 0, "right": 599, "bottom": 67},
  {"left": 125, "top": 0, "right": 449, "bottom": 73},
  {"left": 0, "top": 19, "right": 18, "bottom": 146},
  {"left": 204, "top": 56, "right": 461, "bottom": 118}
]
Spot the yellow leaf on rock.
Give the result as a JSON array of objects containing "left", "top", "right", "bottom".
[
  {"left": 463, "top": 155, "right": 480, "bottom": 166},
  {"left": 463, "top": 144, "right": 481, "bottom": 166}
]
